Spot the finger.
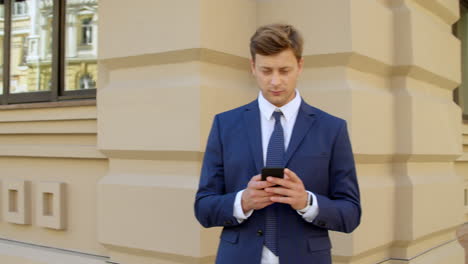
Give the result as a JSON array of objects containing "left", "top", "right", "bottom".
[
  {"left": 258, "top": 190, "right": 277, "bottom": 197},
  {"left": 270, "top": 195, "right": 294, "bottom": 205},
  {"left": 251, "top": 174, "right": 261, "bottom": 181},
  {"left": 249, "top": 181, "right": 262, "bottom": 190},
  {"left": 264, "top": 187, "right": 295, "bottom": 197},
  {"left": 248, "top": 179, "right": 264, "bottom": 189},
  {"left": 266, "top": 176, "right": 295, "bottom": 189},
  {"left": 284, "top": 168, "right": 301, "bottom": 183},
  {"left": 251, "top": 180, "right": 277, "bottom": 190},
  {"left": 256, "top": 201, "right": 274, "bottom": 209},
  {"left": 247, "top": 195, "right": 271, "bottom": 204},
  {"left": 250, "top": 189, "right": 276, "bottom": 198},
  {"left": 257, "top": 196, "right": 275, "bottom": 203}
]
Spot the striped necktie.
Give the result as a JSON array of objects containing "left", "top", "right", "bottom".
[{"left": 264, "top": 110, "right": 284, "bottom": 256}]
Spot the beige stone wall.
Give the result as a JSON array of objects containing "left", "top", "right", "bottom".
[
  {"left": 97, "top": 1, "right": 257, "bottom": 263},
  {"left": 456, "top": 123, "right": 468, "bottom": 221},
  {"left": 0, "top": 0, "right": 466, "bottom": 264},
  {"left": 456, "top": 122, "right": 468, "bottom": 264},
  {"left": 0, "top": 103, "right": 109, "bottom": 263}
]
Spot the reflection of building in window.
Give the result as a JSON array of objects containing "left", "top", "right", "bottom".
[
  {"left": 81, "top": 17, "right": 93, "bottom": 45},
  {"left": 5, "top": 0, "right": 99, "bottom": 92},
  {"left": 11, "top": 77, "right": 27, "bottom": 93},
  {"left": 13, "top": 1, "right": 28, "bottom": 17},
  {"left": 65, "top": 1, "right": 98, "bottom": 91},
  {"left": 47, "top": 18, "right": 53, "bottom": 56},
  {"left": 79, "top": 73, "right": 95, "bottom": 89},
  {"left": 20, "top": 37, "right": 28, "bottom": 66}
]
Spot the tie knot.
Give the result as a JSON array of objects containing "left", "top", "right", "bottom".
[{"left": 272, "top": 110, "right": 283, "bottom": 122}]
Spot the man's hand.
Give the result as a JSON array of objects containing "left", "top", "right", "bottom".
[
  {"left": 264, "top": 168, "right": 308, "bottom": 210},
  {"left": 241, "top": 175, "right": 277, "bottom": 213}
]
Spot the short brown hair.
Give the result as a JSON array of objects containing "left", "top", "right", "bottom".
[{"left": 250, "top": 23, "right": 303, "bottom": 62}]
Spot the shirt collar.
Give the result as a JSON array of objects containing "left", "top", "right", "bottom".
[{"left": 258, "top": 89, "right": 301, "bottom": 122}]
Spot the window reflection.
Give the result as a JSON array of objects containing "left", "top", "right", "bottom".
[
  {"left": 4, "top": 0, "right": 98, "bottom": 94},
  {"left": 79, "top": 73, "right": 95, "bottom": 89},
  {"left": 65, "top": 0, "right": 98, "bottom": 91},
  {"left": 81, "top": 17, "right": 92, "bottom": 45},
  {"left": 13, "top": 1, "right": 28, "bottom": 17},
  {"left": 0, "top": 1, "right": 3, "bottom": 95},
  {"left": 10, "top": 0, "right": 53, "bottom": 93},
  {"left": 456, "top": 4, "right": 468, "bottom": 119}
]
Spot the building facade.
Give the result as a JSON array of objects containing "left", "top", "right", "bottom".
[{"left": 0, "top": 0, "right": 466, "bottom": 263}]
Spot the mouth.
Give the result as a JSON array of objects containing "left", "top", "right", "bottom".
[{"left": 271, "top": 91, "right": 283, "bottom": 96}]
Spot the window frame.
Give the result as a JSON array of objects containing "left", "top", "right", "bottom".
[
  {"left": 455, "top": 0, "right": 468, "bottom": 121},
  {"left": 0, "top": 0, "right": 96, "bottom": 106}
]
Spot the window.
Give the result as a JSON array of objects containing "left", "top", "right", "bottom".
[
  {"left": 456, "top": 0, "right": 468, "bottom": 121},
  {"left": 0, "top": 0, "right": 98, "bottom": 105},
  {"left": 79, "top": 73, "right": 95, "bottom": 89},
  {"left": 12, "top": 1, "right": 27, "bottom": 17},
  {"left": 65, "top": 5, "right": 98, "bottom": 91},
  {"left": 81, "top": 17, "right": 92, "bottom": 45}
]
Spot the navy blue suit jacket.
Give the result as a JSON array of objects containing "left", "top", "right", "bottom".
[{"left": 194, "top": 99, "right": 361, "bottom": 264}]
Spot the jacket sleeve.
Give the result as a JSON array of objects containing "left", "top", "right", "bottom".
[
  {"left": 194, "top": 115, "right": 241, "bottom": 228},
  {"left": 311, "top": 120, "right": 362, "bottom": 233}
]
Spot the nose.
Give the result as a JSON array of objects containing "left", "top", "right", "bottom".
[{"left": 270, "top": 72, "right": 280, "bottom": 86}]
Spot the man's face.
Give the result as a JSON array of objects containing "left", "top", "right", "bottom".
[{"left": 251, "top": 48, "right": 304, "bottom": 107}]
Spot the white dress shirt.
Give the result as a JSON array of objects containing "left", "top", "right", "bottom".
[{"left": 232, "top": 90, "right": 319, "bottom": 264}]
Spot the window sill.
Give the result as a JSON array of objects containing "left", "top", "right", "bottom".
[
  {"left": 0, "top": 99, "right": 96, "bottom": 110},
  {"left": 12, "top": 15, "right": 29, "bottom": 21}
]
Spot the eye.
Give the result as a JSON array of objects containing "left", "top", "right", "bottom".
[
  {"left": 279, "top": 68, "right": 290, "bottom": 74},
  {"left": 262, "top": 69, "right": 272, "bottom": 74}
]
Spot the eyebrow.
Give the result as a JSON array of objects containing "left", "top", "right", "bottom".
[{"left": 259, "top": 66, "right": 292, "bottom": 70}]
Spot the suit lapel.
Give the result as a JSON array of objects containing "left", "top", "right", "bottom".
[
  {"left": 284, "top": 100, "right": 317, "bottom": 166},
  {"left": 243, "top": 100, "right": 264, "bottom": 173}
]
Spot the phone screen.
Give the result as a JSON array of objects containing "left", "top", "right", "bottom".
[{"left": 261, "top": 167, "right": 284, "bottom": 181}]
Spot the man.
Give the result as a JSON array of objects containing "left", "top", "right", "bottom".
[{"left": 194, "top": 24, "right": 361, "bottom": 264}]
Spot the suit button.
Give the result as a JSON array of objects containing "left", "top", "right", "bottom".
[
  {"left": 317, "top": 220, "right": 326, "bottom": 227},
  {"left": 224, "top": 220, "right": 233, "bottom": 225},
  {"left": 257, "top": 229, "right": 263, "bottom": 236}
]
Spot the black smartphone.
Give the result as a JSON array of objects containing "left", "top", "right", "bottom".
[{"left": 261, "top": 167, "right": 284, "bottom": 181}]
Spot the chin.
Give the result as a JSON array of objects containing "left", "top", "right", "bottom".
[{"left": 271, "top": 99, "right": 286, "bottom": 107}]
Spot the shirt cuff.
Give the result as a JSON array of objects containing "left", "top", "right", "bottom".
[
  {"left": 297, "top": 191, "right": 319, "bottom": 223},
  {"left": 234, "top": 190, "right": 254, "bottom": 223}
]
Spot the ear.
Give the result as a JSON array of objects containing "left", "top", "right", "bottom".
[
  {"left": 250, "top": 58, "right": 256, "bottom": 76},
  {"left": 297, "top": 57, "right": 304, "bottom": 75}
]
